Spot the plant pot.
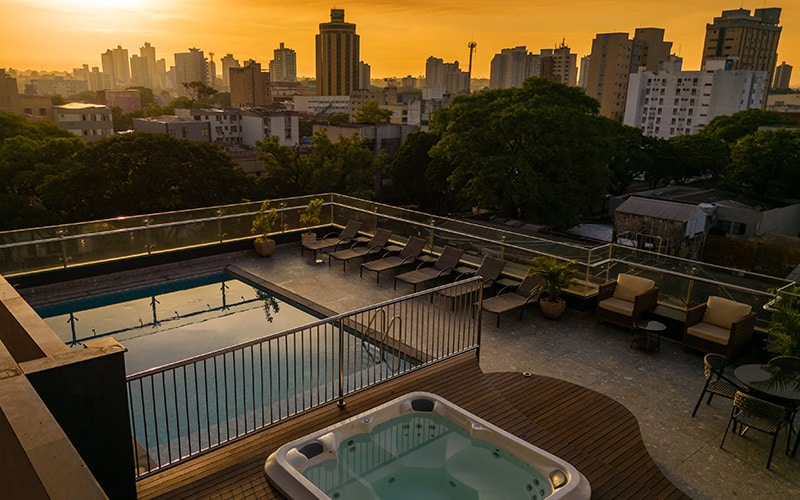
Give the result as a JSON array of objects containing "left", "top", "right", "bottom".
[
  {"left": 253, "top": 238, "right": 276, "bottom": 257},
  {"left": 301, "top": 232, "right": 317, "bottom": 245},
  {"left": 539, "top": 298, "right": 567, "bottom": 319}
]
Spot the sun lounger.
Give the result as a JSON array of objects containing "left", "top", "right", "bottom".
[
  {"left": 360, "top": 236, "right": 427, "bottom": 283},
  {"left": 301, "top": 219, "right": 362, "bottom": 261},
  {"left": 328, "top": 228, "right": 392, "bottom": 271},
  {"left": 394, "top": 246, "right": 464, "bottom": 292}
]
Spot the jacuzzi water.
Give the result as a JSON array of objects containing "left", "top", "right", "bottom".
[{"left": 265, "top": 392, "right": 591, "bottom": 499}]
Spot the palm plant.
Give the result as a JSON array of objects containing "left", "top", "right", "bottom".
[
  {"left": 529, "top": 256, "right": 575, "bottom": 304},
  {"left": 769, "top": 286, "right": 800, "bottom": 357}
]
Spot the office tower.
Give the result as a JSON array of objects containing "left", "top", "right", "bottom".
[
  {"left": 578, "top": 55, "right": 591, "bottom": 89},
  {"left": 772, "top": 61, "right": 792, "bottom": 89},
  {"left": 584, "top": 29, "right": 672, "bottom": 120},
  {"left": 702, "top": 8, "right": 781, "bottom": 93},
  {"left": 625, "top": 56, "right": 766, "bottom": 139},
  {"left": 101, "top": 45, "right": 131, "bottom": 89},
  {"left": 130, "top": 55, "right": 151, "bottom": 88},
  {"left": 425, "top": 57, "right": 444, "bottom": 89},
  {"left": 174, "top": 48, "right": 208, "bottom": 97},
  {"left": 358, "top": 61, "right": 370, "bottom": 90},
  {"left": 230, "top": 60, "right": 270, "bottom": 107},
  {"left": 221, "top": 54, "right": 240, "bottom": 91},
  {"left": 270, "top": 43, "right": 297, "bottom": 83},
  {"left": 316, "top": 9, "right": 359, "bottom": 96}
]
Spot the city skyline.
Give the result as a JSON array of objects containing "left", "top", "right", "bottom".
[{"left": 2, "top": 1, "right": 798, "bottom": 87}]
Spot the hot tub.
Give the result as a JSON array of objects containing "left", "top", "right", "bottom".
[{"left": 264, "top": 392, "right": 591, "bottom": 499}]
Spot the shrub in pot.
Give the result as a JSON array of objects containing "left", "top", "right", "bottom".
[
  {"left": 299, "top": 198, "right": 323, "bottom": 244},
  {"left": 530, "top": 256, "right": 576, "bottom": 319},
  {"left": 251, "top": 200, "right": 278, "bottom": 257}
]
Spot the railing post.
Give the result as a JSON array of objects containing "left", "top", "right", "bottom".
[
  {"left": 337, "top": 318, "right": 346, "bottom": 408},
  {"left": 57, "top": 229, "right": 71, "bottom": 268}
]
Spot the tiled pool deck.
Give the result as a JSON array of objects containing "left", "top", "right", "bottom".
[{"left": 21, "top": 244, "right": 800, "bottom": 499}]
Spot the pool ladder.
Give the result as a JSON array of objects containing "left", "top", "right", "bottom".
[{"left": 361, "top": 309, "right": 403, "bottom": 373}]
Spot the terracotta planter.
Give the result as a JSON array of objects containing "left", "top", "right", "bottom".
[
  {"left": 539, "top": 298, "right": 567, "bottom": 319},
  {"left": 253, "top": 238, "right": 276, "bottom": 257}
]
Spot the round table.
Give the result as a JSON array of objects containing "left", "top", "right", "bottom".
[
  {"left": 735, "top": 364, "right": 800, "bottom": 457},
  {"left": 631, "top": 320, "right": 667, "bottom": 352}
]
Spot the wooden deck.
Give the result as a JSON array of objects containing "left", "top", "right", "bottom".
[{"left": 136, "top": 352, "right": 688, "bottom": 499}]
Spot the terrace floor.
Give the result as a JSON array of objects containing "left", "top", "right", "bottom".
[{"left": 21, "top": 243, "right": 800, "bottom": 499}]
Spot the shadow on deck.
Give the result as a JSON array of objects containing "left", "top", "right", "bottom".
[{"left": 136, "top": 352, "right": 688, "bottom": 499}]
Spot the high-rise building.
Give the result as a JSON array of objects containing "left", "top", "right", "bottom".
[
  {"left": 425, "top": 57, "right": 469, "bottom": 94},
  {"left": 174, "top": 48, "right": 208, "bottom": 97},
  {"left": 220, "top": 54, "right": 240, "bottom": 91},
  {"left": 139, "top": 42, "right": 160, "bottom": 90},
  {"left": 489, "top": 47, "right": 531, "bottom": 89},
  {"left": 0, "top": 69, "right": 21, "bottom": 114},
  {"left": 130, "top": 55, "right": 151, "bottom": 88},
  {"left": 316, "top": 9, "right": 360, "bottom": 96},
  {"left": 270, "top": 43, "right": 297, "bottom": 83},
  {"left": 625, "top": 56, "right": 766, "bottom": 139},
  {"left": 702, "top": 8, "right": 781, "bottom": 94},
  {"left": 358, "top": 61, "right": 371, "bottom": 90},
  {"left": 773, "top": 61, "right": 792, "bottom": 89},
  {"left": 544, "top": 44, "right": 578, "bottom": 87},
  {"left": 584, "top": 28, "right": 672, "bottom": 120},
  {"left": 101, "top": 45, "right": 131, "bottom": 89},
  {"left": 230, "top": 60, "right": 271, "bottom": 107}
]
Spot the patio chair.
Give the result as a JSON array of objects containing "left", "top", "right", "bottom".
[
  {"left": 721, "top": 391, "right": 791, "bottom": 469},
  {"left": 301, "top": 220, "right": 362, "bottom": 261},
  {"left": 692, "top": 354, "right": 744, "bottom": 417},
  {"left": 328, "top": 228, "right": 392, "bottom": 271},
  {"left": 480, "top": 274, "right": 544, "bottom": 327},
  {"left": 683, "top": 296, "right": 756, "bottom": 359},
  {"left": 360, "top": 235, "right": 427, "bottom": 283},
  {"left": 394, "top": 246, "right": 464, "bottom": 292},
  {"left": 436, "top": 256, "right": 505, "bottom": 310},
  {"left": 596, "top": 273, "right": 659, "bottom": 331}
]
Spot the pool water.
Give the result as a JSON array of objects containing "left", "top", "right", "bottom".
[
  {"left": 35, "top": 272, "right": 320, "bottom": 374},
  {"left": 303, "top": 412, "right": 552, "bottom": 500}
]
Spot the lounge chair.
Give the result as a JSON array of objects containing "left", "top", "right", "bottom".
[
  {"left": 360, "top": 236, "right": 426, "bottom": 283},
  {"left": 480, "top": 274, "right": 544, "bottom": 327},
  {"left": 328, "top": 228, "right": 392, "bottom": 271},
  {"left": 394, "top": 246, "right": 464, "bottom": 292},
  {"left": 683, "top": 295, "right": 756, "bottom": 359},
  {"left": 436, "top": 256, "right": 505, "bottom": 310},
  {"left": 301, "top": 219, "right": 362, "bottom": 261}
]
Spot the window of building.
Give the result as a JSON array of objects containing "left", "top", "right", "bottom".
[
  {"left": 201, "top": 129, "right": 209, "bottom": 137},
  {"left": 24, "top": 108, "right": 32, "bottom": 114}
]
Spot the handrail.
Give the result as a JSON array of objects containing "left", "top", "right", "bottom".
[{"left": 126, "top": 277, "right": 483, "bottom": 478}]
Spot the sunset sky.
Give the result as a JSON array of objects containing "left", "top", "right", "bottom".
[{"left": 2, "top": 1, "right": 798, "bottom": 86}]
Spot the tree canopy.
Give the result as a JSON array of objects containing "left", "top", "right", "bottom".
[
  {"left": 430, "top": 78, "right": 615, "bottom": 227},
  {"left": 353, "top": 102, "right": 392, "bottom": 124},
  {"left": 720, "top": 129, "right": 800, "bottom": 201}
]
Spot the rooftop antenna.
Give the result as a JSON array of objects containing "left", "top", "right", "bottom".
[{"left": 467, "top": 40, "right": 477, "bottom": 94}]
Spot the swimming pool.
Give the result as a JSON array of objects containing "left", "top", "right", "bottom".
[
  {"left": 35, "top": 272, "right": 320, "bottom": 374},
  {"left": 264, "top": 392, "right": 591, "bottom": 499}
]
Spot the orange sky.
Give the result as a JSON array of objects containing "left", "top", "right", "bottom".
[{"left": 1, "top": 1, "right": 798, "bottom": 86}]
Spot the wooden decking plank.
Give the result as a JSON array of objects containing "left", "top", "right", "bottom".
[{"left": 138, "top": 355, "right": 689, "bottom": 499}]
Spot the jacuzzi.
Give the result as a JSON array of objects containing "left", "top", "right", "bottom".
[{"left": 264, "top": 392, "right": 591, "bottom": 499}]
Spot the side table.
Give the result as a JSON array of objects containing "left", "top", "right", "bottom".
[{"left": 632, "top": 319, "right": 667, "bottom": 352}]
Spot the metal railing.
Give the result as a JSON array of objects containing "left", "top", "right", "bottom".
[{"left": 127, "top": 277, "right": 483, "bottom": 478}]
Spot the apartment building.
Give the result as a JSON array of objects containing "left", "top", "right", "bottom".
[
  {"left": 54, "top": 103, "right": 113, "bottom": 142},
  {"left": 624, "top": 57, "right": 766, "bottom": 139}
]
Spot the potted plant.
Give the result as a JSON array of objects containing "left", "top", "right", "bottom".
[
  {"left": 767, "top": 286, "right": 800, "bottom": 357},
  {"left": 299, "top": 198, "right": 323, "bottom": 245},
  {"left": 251, "top": 200, "right": 278, "bottom": 257},
  {"left": 530, "top": 256, "right": 576, "bottom": 319}
]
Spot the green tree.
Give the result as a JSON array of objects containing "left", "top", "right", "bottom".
[
  {"left": 353, "top": 102, "right": 392, "bottom": 123},
  {"left": 111, "top": 106, "right": 133, "bottom": 132},
  {"left": 67, "top": 90, "right": 98, "bottom": 103},
  {"left": 39, "top": 133, "right": 252, "bottom": 221},
  {"left": 700, "top": 109, "right": 795, "bottom": 144},
  {"left": 306, "top": 133, "right": 377, "bottom": 198},
  {"left": 668, "top": 134, "right": 729, "bottom": 182},
  {"left": 430, "top": 78, "right": 614, "bottom": 228},
  {"left": 127, "top": 86, "right": 155, "bottom": 107},
  {"left": 328, "top": 113, "right": 349, "bottom": 125},
  {"left": 255, "top": 136, "right": 310, "bottom": 197},
  {"left": 720, "top": 129, "right": 800, "bottom": 200},
  {"left": 182, "top": 81, "right": 218, "bottom": 103},
  {"left": 389, "top": 130, "right": 453, "bottom": 212}
]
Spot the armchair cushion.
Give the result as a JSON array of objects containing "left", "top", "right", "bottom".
[
  {"left": 687, "top": 322, "right": 731, "bottom": 345},
  {"left": 597, "top": 296, "right": 635, "bottom": 316},
  {"left": 703, "top": 296, "right": 751, "bottom": 330},
  {"left": 613, "top": 274, "right": 655, "bottom": 303}
]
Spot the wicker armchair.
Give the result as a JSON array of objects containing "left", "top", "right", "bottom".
[
  {"left": 721, "top": 391, "right": 791, "bottom": 469},
  {"left": 683, "top": 296, "right": 756, "bottom": 359},
  {"left": 595, "top": 274, "right": 659, "bottom": 331}
]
